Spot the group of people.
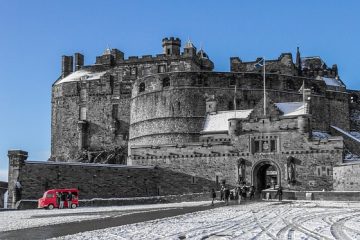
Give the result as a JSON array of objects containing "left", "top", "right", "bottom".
[
  {"left": 56, "top": 192, "right": 74, "bottom": 209},
  {"left": 210, "top": 184, "right": 256, "bottom": 206}
]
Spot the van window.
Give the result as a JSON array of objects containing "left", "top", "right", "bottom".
[{"left": 46, "top": 193, "right": 54, "bottom": 198}]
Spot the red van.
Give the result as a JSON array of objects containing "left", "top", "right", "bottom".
[{"left": 38, "top": 188, "right": 79, "bottom": 209}]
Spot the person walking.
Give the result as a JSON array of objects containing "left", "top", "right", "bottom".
[
  {"left": 249, "top": 186, "right": 255, "bottom": 200},
  {"left": 237, "top": 186, "right": 242, "bottom": 204},
  {"left": 224, "top": 186, "right": 230, "bottom": 205},
  {"left": 220, "top": 185, "right": 225, "bottom": 201},
  {"left": 275, "top": 186, "right": 283, "bottom": 201},
  {"left": 211, "top": 188, "right": 216, "bottom": 206}
]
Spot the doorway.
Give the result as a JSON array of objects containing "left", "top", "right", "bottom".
[{"left": 252, "top": 160, "right": 280, "bottom": 192}]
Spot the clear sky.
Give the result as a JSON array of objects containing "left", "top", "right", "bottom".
[{"left": 0, "top": 0, "right": 359, "bottom": 181}]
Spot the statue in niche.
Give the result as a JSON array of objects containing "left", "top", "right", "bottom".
[{"left": 287, "top": 156, "right": 296, "bottom": 184}]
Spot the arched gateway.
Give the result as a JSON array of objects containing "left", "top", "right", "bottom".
[{"left": 252, "top": 160, "right": 281, "bottom": 192}]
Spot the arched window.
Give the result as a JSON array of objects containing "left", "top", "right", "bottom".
[
  {"left": 139, "top": 82, "right": 145, "bottom": 93},
  {"left": 162, "top": 77, "right": 170, "bottom": 88}
]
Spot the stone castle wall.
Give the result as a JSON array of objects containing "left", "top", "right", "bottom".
[
  {"left": 333, "top": 163, "right": 360, "bottom": 191},
  {"left": 129, "top": 71, "right": 349, "bottom": 149},
  {"left": 7, "top": 153, "right": 216, "bottom": 206}
]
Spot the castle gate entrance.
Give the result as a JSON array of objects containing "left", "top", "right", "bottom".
[{"left": 252, "top": 160, "right": 280, "bottom": 193}]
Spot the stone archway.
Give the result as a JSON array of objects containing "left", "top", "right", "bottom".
[{"left": 252, "top": 160, "right": 281, "bottom": 192}]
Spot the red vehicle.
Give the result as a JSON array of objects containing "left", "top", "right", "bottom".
[{"left": 38, "top": 188, "right": 79, "bottom": 209}]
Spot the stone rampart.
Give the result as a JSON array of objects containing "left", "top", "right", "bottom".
[{"left": 7, "top": 156, "right": 216, "bottom": 208}]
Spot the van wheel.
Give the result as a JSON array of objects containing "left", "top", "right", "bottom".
[
  {"left": 48, "top": 204, "right": 54, "bottom": 210},
  {"left": 71, "top": 203, "right": 77, "bottom": 209}
]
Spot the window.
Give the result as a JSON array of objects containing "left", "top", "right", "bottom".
[
  {"left": 286, "top": 80, "right": 295, "bottom": 90},
  {"left": 167, "top": 49, "right": 170, "bottom": 55},
  {"left": 162, "top": 77, "right": 170, "bottom": 88},
  {"left": 228, "top": 101, "right": 234, "bottom": 110},
  {"left": 80, "top": 107, "right": 87, "bottom": 120},
  {"left": 191, "top": 176, "right": 196, "bottom": 184},
  {"left": 253, "top": 138, "right": 277, "bottom": 153},
  {"left": 270, "top": 140, "right": 276, "bottom": 151},
  {"left": 216, "top": 175, "right": 219, "bottom": 185},
  {"left": 139, "top": 82, "right": 145, "bottom": 93},
  {"left": 158, "top": 65, "right": 166, "bottom": 73},
  {"left": 46, "top": 194, "right": 54, "bottom": 198},
  {"left": 130, "top": 67, "right": 137, "bottom": 76},
  {"left": 112, "top": 104, "right": 118, "bottom": 120},
  {"left": 229, "top": 78, "right": 236, "bottom": 86}
]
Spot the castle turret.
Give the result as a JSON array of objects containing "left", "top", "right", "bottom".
[
  {"left": 228, "top": 118, "right": 242, "bottom": 136},
  {"left": 183, "top": 39, "right": 197, "bottom": 57},
  {"left": 61, "top": 55, "right": 73, "bottom": 78},
  {"left": 162, "top": 37, "right": 181, "bottom": 56}
]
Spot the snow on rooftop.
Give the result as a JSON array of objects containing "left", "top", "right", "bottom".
[
  {"left": 275, "top": 102, "right": 305, "bottom": 116},
  {"left": 202, "top": 110, "right": 252, "bottom": 132},
  {"left": 322, "top": 77, "right": 343, "bottom": 87},
  {"left": 312, "top": 131, "right": 331, "bottom": 140},
  {"left": 55, "top": 70, "right": 107, "bottom": 85}
]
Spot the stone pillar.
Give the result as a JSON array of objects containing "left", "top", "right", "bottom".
[{"left": 7, "top": 150, "right": 28, "bottom": 209}]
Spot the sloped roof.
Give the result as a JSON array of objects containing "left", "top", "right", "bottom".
[
  {"left": 202, "top": 110, "right": 253, "bottom": 132},
  {"left": 275, "top": 102, "right": 305, "bottom": 116},
  {"left": 55, "top": 70, "right": 107, "bottom": 85},
  {"left": 322, "top": 77, "right": 343, "bottom": 87}
]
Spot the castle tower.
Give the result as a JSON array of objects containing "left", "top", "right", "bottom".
[
  {"left": 162, "top": 37, "right": 181, "bottom": 56},
  {"left": 183, "top": 39, "right": 197, "bottom": 57}
]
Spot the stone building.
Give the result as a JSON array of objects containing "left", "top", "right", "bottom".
[{"left": 7, "top": 36, "right": 360, "bottom": 208}]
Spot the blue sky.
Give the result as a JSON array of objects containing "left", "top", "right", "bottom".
[{"left": 0, "top": 0, "right": 359, "bottom": 181}]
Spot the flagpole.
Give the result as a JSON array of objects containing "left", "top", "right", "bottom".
[
  {"left": 263, "top": 57, "right": 266, "bottom": 116},
  {"left": 234, "top": 83, "right": 237, "bottom": 118}
]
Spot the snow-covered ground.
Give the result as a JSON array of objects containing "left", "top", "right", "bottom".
[
  {"left": 52, "top": 201, "right": 360, "bottom": 240},
  {"left": 3, "top": 200, "right": 360, "bottom": 239},
  {"left": 0, "top": 201, "right": 209, "bottom": 232}
]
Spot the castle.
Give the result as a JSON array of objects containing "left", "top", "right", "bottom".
[{"left": 6, "top": 37, "right": 360, "bottom": 208}]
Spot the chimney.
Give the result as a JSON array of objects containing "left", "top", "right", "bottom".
[
  {"left": 74, "top": 53, "right": 84, "bottom": 71},
  {"left": 61, "top": 55, "right": 73, "bottom": 78}
]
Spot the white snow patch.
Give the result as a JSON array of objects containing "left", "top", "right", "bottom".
[
  {"left": 312, "top": 131, "right": 331, "bottom": 140},
  {"left": 322, "top": 77, "right": 343, "bottom": 87},
  {"left": 275, "top": 102, "right": 305, "bottom": 116},
  {"left": 55, "top": 70, "right": 107, "bottom": 85},
  {"left": 202, "top": 110, "right": 252, "bottom": 132}
]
